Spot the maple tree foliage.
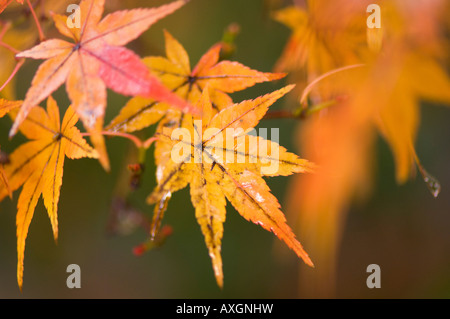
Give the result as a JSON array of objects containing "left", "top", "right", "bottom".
[
  {"left": 274, "top": 0, "right": 450, "bottom": 297},
  {"left": 0, "top": 0, "right": 315, "bottom": 290},
  {"left": 0, "top": 0, "right": 448, "bottom": 295}
]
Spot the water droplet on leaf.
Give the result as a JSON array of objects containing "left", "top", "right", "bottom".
[{"left": 420, "top": 168, "right": 441, "bottom": 198}]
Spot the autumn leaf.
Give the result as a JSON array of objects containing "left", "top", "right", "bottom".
[
  {"left": 0, "top": 1, "right": 80, "bottom": 100},
  {"left": 10, "top": 0, "right": 194, "bottom": 170},
  {"left": 147, "top": 85, "right": 314, "bottom": 287},
  {"left": 371, "top": 51, "right": 450, "bottom": 183},
  {"left": 107, "top": 30, "right": 285, "bottom": 133},
  {"left": 0, "top": 96, "right": 98, "bottom": 290}
]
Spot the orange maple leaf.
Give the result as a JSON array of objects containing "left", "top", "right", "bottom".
[
  {"left": 10, "top": 0, "right": 194, "bottom": 170},
  {"left": 0, "top": 96, "right": 98, "bottom": 290},
  {"left": 147, "top": 86, "right": 314, "bottom": 287}
]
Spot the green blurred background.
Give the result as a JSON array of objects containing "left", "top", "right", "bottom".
[{"left": 0, "top": 0, "right": 449, "bottom": 298}]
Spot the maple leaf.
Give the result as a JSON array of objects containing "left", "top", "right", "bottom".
[
  {"left": 371, "top": 50, "right": 450, "bottom": 183},
  {"left": 10, "top": 0, "right": 194, "bottom": 170},
  {"left": 0, "top": 96, "right": 98, "bottom": 290},
  {"left": 107, "top": 30, "right": 285, "bottom": 133},
  {"left": 147, "top": 85, "right": 314, "bottom": 287}
]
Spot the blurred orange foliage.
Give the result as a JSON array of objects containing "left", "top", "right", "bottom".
[{"left": 275, "top": 0, "right": 450, "bottom": 297}]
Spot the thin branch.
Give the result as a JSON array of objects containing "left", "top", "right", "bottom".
[
  {"left": 26, "top": 0, "right": 45, "bottom": 41},
  {"left": 0, "top": 58, "right": 25, "bottom": 92},
  {"left": 262, "top": 110, "right": 296, "bottom": 120},
  {"left": 0, "top": 40, "right": 20, "bottom": 54},
  {"left": 263, "top": 99, "right": 340, "bottom": 120},
  {"left": 143, "top": 136, "right": 158, "bottom": 149},
  {"left": 300, "top": 64, "right": 365, "bottom": 106},
  {"left": 81, "top": 131, "right": 144, "bottom": 149},
  {"left": 302, "top": 99, "right": 338, "bottom": 117},
  {"left": 0, "top": 21, "right": 11, "bottom": 40},
  {"left": 0, "top": 22, "right": 20, "bottom": 55},
  {"left": 81, "top": 131, "right": 159, "bottom": 152}
]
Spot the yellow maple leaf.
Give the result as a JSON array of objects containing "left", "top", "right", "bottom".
[
  {"left": 147, "top": 86, "right": 314, "bottom": 287},
  {"left": 0, "top": 96, "right": 98, "bottom": 290}
]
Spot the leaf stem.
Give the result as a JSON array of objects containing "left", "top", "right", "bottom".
[
  {"left": 81, "top": 131, "right": 143, "bottom": 148},
  {"left": 301, "top": 99, "right": 337, "bottom": 117},
  {"left": 0, "top": 22, "right": 20, "bottom": 55},
  {"left": 262, "top": 110, "right": 296, "bottom": 120},
  {"left": 81, "top": 131, "right": 158, "bottom": 151},
  {"left": 0, "top": 41, "right": 20, "bottom": 54},
  {"left": 300, "top": 63, "right": 365, "bottom": 106},
  {"left": 0, "top": 21, "right": 11, "bottom": 40},
  {"left": 143, "top": 136, "right": 158, "bottom": 149},
  {"left": 263, "top": 99, "right": 338, "bottom": 120},
  {"left": 26, "top": 0, "right": 45, "bottom": 41},
  {"left": 0, "top": 58, "right": 25, "bottom": 92}
]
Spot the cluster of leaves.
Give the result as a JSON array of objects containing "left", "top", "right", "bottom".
[
  {"left": 1, "top": 0, "right": 449, "bottom": 293},
  {"left": 0, "top": 0, "right": 315, "bottom": 290},
  {"left": 271, "top": 0, "right": 450, "bottom": 295}
]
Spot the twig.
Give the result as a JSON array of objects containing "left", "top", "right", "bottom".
[
  {"left": 0, "top": 59, "right": 24, "bottom": 92},
  {"left": 26, "top": 0, "right": 45, "bottom": 41},
  {"left": 300, "top": 64, "right": 365, "bottom": 106},
  {"left": 81, "top": 131, "right": 158, "bottom": 151},
  {"left": 263, "top": 99, "right": 339, "bottom": 120}
]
